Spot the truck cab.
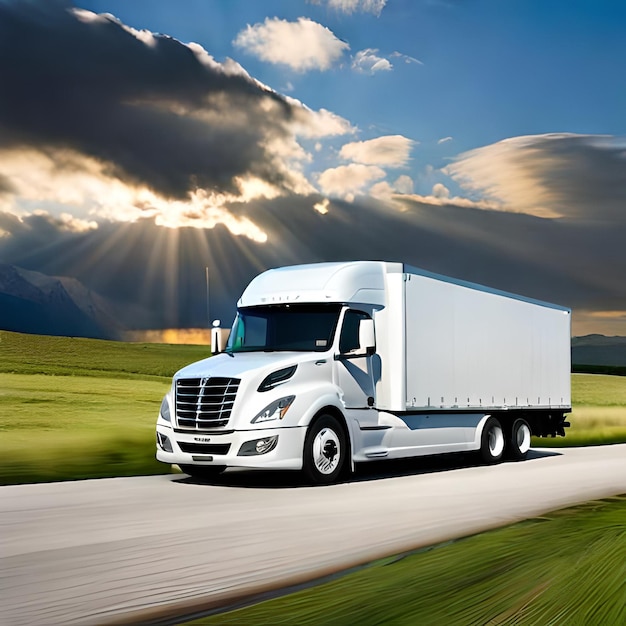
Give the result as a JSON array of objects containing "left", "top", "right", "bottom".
[{"left": 156, "top": 262, "right": 385, "bottom": 484}]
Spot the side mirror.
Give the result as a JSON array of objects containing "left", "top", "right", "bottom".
[
  {"left": 359, "top": 318, "right": 376, "bottom": 356},
  {"left": 211, "top": 323, "right": 230, "bottom": 354}
]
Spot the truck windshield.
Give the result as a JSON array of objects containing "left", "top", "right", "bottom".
[{"left": 227, "top": 304, "right": 342, "bottom": 353}]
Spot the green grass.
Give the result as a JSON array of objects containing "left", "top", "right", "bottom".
[
  {"left": 0, "top": 329, "right": 210, "bottom": 379},
  {"left": 185, "top": 495, "right": 626, "bottom": 626},
  {"left": 0, "top": 330, "right": 208, "bottom": 484},
  {"left": 534, "top": 373, "right": 626, "bottom": 447},
  {"left": 0, "top": 373, "right": 170, "bottom": 483}
]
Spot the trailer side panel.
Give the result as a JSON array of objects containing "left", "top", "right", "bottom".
[{"left": 403, "top": 272, "right": 571, "bottom": 411}]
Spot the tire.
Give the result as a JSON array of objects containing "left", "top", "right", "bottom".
[
  {"left": 178, "top": 464, "right": 226, "bottom": 479},
  {"left": 303, "top": 414, "right": 346, "bottom": 485},
  {"left": 479, "top": 417, "right": 505, "bottom": 464},
  {"left": 506, "top": 418, "right": 532, "bottom": 461}
]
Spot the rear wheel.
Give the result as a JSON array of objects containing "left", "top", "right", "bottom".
[
  {"left": 178, "top": 464, "right": 226, "bottom": 479},
  {"left": 303, "top": 414, "right": 346, "bottom": 485},
  {"left": 479, "top": 417, "right": 505, "bottom": 464},
  {"left": 506, "top": 418, "right": 532, "bottom": 461}
]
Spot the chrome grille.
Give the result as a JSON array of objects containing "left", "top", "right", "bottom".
[{"left": 175, "top": 377, "right": 240, "bottom": 429}]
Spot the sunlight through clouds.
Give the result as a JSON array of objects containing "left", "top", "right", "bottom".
[
  {"left": 0, "top": 3, "right": 359, "bottom": 242},
  {"left": 0, "top": 147, "right": 269, "bottom": 241}
]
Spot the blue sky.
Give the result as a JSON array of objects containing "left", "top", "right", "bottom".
[
  {"left": 78, "top": 0, "right": 626, "bottom": 178},
  {"left": 1, "top": 0, "right": 626, "bottom": 335}
]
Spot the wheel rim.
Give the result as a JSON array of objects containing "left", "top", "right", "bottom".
[
  {"left": 516, "top": 422, "right": 531, "bottom": 454},
  {"left": 312, "top": 427, "right": 341, "bottom": 475},
  {"left": 488, "top": 423, "right": 505, "bottom": 458}
]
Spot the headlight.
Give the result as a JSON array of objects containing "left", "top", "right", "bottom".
[
  {"left": 160, "top": 396, "right": 171, "bottom": 422},
  {"left": 257, "top": 365, "right": 297, "bottom": 392},
  {"left": 251, "top": 396, "right": 295, "bottom": 423}
]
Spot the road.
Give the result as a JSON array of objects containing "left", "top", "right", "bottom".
[{"left": 2, "top": 445, "right": 626, "bottom": 626}]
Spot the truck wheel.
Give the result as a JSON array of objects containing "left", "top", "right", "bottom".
[
  {"left": 303, "top": 414, "right": 346, "bottom": 485},
  {"left": 479, "top": 417, "right": 505, "bottom": 464},
  {"left": 506, "top": 418, "right": 532, "bottom": 461},
  {"left": 178, "top": 464, "right": 226, "bottom": 479}
]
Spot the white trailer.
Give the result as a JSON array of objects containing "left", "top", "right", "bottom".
[{"left": 156, "top": 261, "right": 571, "bottom": 484}]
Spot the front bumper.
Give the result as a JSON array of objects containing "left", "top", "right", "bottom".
[{"left": 155, "top": 422, "right": 306, "bottom": 470}]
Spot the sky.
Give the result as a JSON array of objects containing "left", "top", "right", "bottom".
[{"left": 1, "top": 0, "right": 626, "bottom": 336}]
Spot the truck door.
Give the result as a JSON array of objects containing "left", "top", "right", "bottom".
[{"left": 335, "top": 309, "right": 377, "bottom": 410}]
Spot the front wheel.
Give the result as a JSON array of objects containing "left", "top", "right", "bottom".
[
  {"left": 479, "top": 417, "right": 505, "bottom": 464},
  {"left": 303, "top": 414, "right": 346, "bottom": 485},
  {"left": 506, "top": 418, "right": 532, "bottom": 461}
]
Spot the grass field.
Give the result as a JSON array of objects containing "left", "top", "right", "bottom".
[
  {"left": 0, "top": 330, "right": 210, "bottom": 484},
  {"left": 0, "top": 373, "right": 169, "bottom": 483},
  {"left": 0, "top": 329, "right": 210, "bottom": 379},
  {"left": 1, "top": 330, "right": 626, "bottom": 484},
  {"left": 540, "top": 373, "right": 626, "bottom": 447},
  {"left": 185, "top": 495, "right": 626, "bottom": 626}
]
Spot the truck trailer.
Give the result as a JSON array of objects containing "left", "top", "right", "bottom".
[{"left": 156, "top": 261, "right": 571, "bottom": 484}]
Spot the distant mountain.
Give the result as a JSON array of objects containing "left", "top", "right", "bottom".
[
  {"left": 0, "top": 263, "right": 157, "bottom": 339},
  {"left": 572, "top": 334, "right": 626, "bottom": 367}
]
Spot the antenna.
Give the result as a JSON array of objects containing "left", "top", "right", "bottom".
[{"left": 205, "top": 266, "right": 210, "bottom": 328}]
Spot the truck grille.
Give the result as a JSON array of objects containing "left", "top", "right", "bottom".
[{"left": 175, "top": 377, "right": 240, "bottom": 429}]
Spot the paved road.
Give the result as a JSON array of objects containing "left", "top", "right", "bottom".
[{"left": 2, "top": 445, "right": 626, "bottom": 626}]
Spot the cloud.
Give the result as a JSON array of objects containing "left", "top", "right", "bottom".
[
  {"left": 369, "top": 175, "right": 414, "bottom": 200},
  {"left": 0, "top": 1, "right": 353, "bottom": 238},
  {"left": 445, "top": 133, "right": 626, "bottom": 219},
  {"left": 351, "top": 50, "right": 422, "bottom": 74},
  {"left": 339, "top": 135, "right": 415, "bottom": 166},
  {"left": 288, "top": 102, "right": 355, "bottom": 138},
  {"left": 320, "top": 0, "right": 387, "bottom": 16},
  {"left": 233, "top": 17, "right": 349, "bottom": 72},
  {"left": 390, "top": 51, "right": 423, "bottom": 66},
  {"left": 437, "top": 136, "right": 453, "bottom": 144},
  {"left": 369, "top": 179, "right": 499, "bottom": 211},
  {"left": 352, "top": 48, "right": 392, "bottom": 73},
  {"left": 3, "top": 189, "right": 626, "bottom": 335},
  {"left": 317, "top": 164, "right": 386, "bottom": 200}
]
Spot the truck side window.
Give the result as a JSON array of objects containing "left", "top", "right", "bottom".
[
  {"left": 339, "top": 310, "right": 370, "bottom": 354},
  {"left": 244, "top": 315, "right": 268, "bottom": 346},
  {"left": 233, "top": 313, "right": 267, "bottom": 349}
]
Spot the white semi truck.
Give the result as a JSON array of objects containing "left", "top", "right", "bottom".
[{"left": 156, "top": 261, "right": 571, "bottom": 484}]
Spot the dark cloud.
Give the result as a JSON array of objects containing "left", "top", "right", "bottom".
[
  {"left": 0, "top": 0, "right": 297, "bottom": 199},
  {"left": 0, "top": 172, "right": 15, "bottom": 194},
  {"left": 526, "top": 135, "right": 626, "bottom": 221},
  {"left": 1, "top": 190, "right": 625, "bottom": 331}
]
